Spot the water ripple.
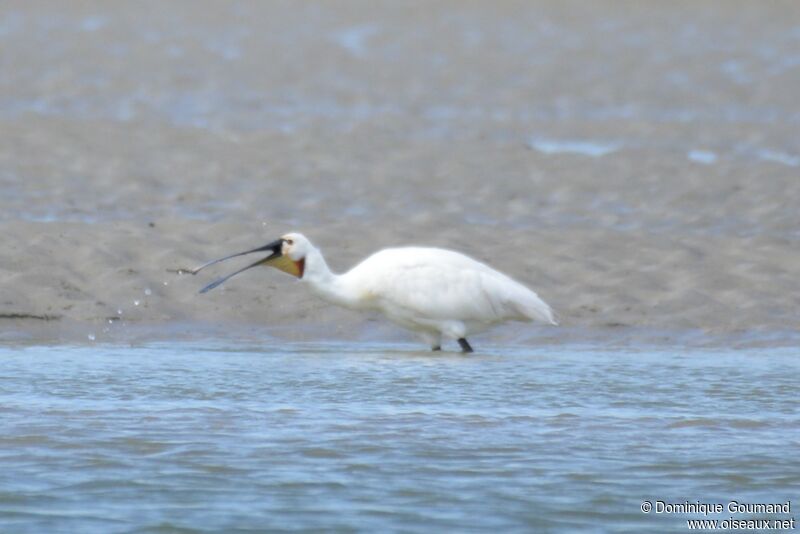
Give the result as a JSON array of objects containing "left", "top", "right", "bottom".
[{"left": 0, "top": 343, "right": 796, "bottom": 532}]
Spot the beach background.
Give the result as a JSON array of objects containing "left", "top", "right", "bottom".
[{"left": 1, "top": 0, "right": 798, "bottom": 344}]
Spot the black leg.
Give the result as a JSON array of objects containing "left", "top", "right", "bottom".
[
  {"left": 431, "top": 346, "right": 441, "bottom": 351},
  {"left": 458, "top": 338, "right": 473, "bottom": 353}
]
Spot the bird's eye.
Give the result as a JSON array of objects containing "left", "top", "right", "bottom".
[{"left": 286, "top": 239, "right": 294, "bottom": 246}]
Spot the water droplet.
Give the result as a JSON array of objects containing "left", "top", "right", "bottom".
[
  {"left": 87, "top": 333, "right": 96, "bottom": 341},
  {"left": 144, "top": 288, "right": 152, "bottom": 296},
  {"left": 108, "top": 319, "right": 113, "bottom": 324},
  {"left": 163, "top": 281, "right": 169, "bottom": 286},
  {"left": 134, "top": 300, "right": 140, "bottom": 306},
  {"left": 117, "top": 309, "right": 123, "bottom": 315}
]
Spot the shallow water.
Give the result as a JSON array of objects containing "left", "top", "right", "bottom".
[{"left": 1, "top": 342, "right": 797, "bottom": 533}]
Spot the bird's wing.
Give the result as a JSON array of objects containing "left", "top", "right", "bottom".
[{"left": 349, "top": 248, "right": 552, "bottom": 324}]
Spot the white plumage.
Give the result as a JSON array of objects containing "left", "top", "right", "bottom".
[{"left": 195, "top": 232, "right": 557, "bottom": 352}]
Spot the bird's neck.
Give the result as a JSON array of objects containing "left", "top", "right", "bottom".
[{"left": 302, "top": 247, "right": 363, "bottom": 309}]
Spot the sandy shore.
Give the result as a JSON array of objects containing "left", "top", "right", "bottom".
[
  {"left": 2, "top": 210, "right": 798, "bottom": 346},
  {"left": 1, "top": 1, "right": 798, "bottom": 346}
]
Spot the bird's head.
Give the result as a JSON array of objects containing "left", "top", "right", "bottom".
[
  {"left": 192, "top": 232, "right": 312, "bottom": 293},
  {"left": 280, "top": 232, "right": 312, "bottom": 262}
]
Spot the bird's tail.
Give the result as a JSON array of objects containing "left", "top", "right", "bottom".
[{"left": 518, "top": 290, "right": 558, "bottom": 326}]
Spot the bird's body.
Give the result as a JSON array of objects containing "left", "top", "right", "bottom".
[{"left": 195, "top": 233, "right": 556, "bottom": 352}]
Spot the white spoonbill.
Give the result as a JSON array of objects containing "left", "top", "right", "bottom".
[{"left": 193, "top": 232, "right": 557, "bottom": 352}]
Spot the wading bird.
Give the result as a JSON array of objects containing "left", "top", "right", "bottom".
[{"left": 193, "top": 233, "right": 557, "bottom": 352}]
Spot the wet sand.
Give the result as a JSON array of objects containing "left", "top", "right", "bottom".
[{"left": 1, "top": 1, "right": 798, "bottom": 346}]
